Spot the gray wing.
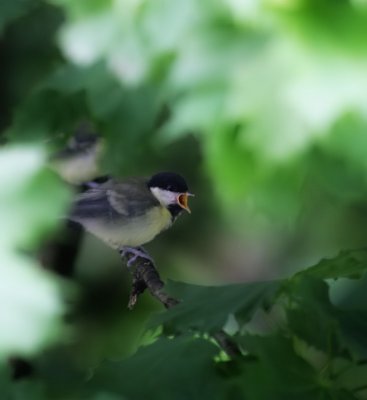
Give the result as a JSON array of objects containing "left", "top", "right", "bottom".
[{"left": 69, "top": 177, "right": 159, "bottom": 223}]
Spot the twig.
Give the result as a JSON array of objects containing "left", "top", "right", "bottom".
[
  {"left": 121, "top": 251, "right": 241, "bottom": 358},
  {"left": 122, "top": 253, "right": 179, "bottom": 309},
  {"left": 212, "top": 331, "right": 242, "bottom": 358}
]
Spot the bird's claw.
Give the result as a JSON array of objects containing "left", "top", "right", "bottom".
[{"left": 119, "top": 246, "right": 154, "bottom": 267}]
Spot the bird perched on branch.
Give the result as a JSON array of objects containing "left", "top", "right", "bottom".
[{"left": 69, "top": 172, "right": 193, "bottom": 263}]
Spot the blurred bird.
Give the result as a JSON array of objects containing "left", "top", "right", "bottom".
[
  {"left": 50, "top": 131, "right": 104, "bottom": 185},
  {"left": 69, "top": 172, "right": 193, "bottom": 263}
]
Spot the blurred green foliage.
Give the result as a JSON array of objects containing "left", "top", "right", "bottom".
[
  {"left": 2, "top": 0, "right": 367, "bottom": 398},
  {"left": 0, "top": 145, "right": 69, "bottom": 359}
]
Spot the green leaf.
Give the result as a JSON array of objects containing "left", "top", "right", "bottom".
[
  {"left": 7, "top": 89, "right": 89, "bottom": 143},
  {"left": 272, "top": 0, "right": 367, "bottom": 55},
  {"left": 284, "top": 277, "right": 343, "bottom": 354},
  {"left": 239, "top": 334, "right": 321, "bottom": 399},
  {"left": 0, "top": 0, "right": 37, "bottom": 34},
  {"left": 84, "top": 336, "right": 235, "bottom": 400},
  {"left": 151, "top": 280, "right": 279, "bottom": 333},
  {"left": 4, "top": 379, "right": 48, "bottom": 400},
  {"left": 284, "top": 273, "right": 367, "bottom": 359},
  {"left": 238, "top": 334, "right": 356, "bottom": 400},
  {"left": 35, "top": 346, "right": 89, "bottom": 398},
  {"left": 297, "top": 250, "right": 367, "bottom": 280},
  {"left": 0, "top": 146, "right": 71, "bottom": 248},
  {"left": 0, "top": 252, "right": 65, "bottom": 360},
  {"left": 338, "top": 309, "right": 367, "bottom": 359},
  {"left": 0, "top": 145, "right": 69, "bottom": 359}
]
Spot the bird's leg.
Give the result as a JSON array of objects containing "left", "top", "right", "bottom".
[{"left": 118, "top": 246, "right": 154, "bottom": 267}]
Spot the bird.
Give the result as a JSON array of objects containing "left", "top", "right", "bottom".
[
  {"left": 50, "top": 131, "right": 104, "bottom": 185},
  {"left": 69, "top": 172, "right": 193, "bottom": 264}
]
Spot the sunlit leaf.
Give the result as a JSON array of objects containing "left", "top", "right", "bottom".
[
  {"left": 0, "top": 146, "right": 71, "bottom": 248},
  {"left": 0, "top": 252, "right": 64, "bottom": 359},
  {"left": 0, "top": 146, "right": 69, "bottom": 359}
]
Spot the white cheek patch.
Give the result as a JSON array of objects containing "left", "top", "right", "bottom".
[{"left": 150, "top": 187, "right": 178, "bottom": 206}]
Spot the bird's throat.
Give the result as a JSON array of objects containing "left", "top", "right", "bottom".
[{"left": 168, "top": 204, "right": 183, "bottom": 221}]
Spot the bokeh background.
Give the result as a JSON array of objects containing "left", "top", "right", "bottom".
[{"left": 2, "top": 0, "right": 367, "bottom": 398}]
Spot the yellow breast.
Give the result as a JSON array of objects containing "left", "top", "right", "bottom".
[{"left": 83, "top": 205, "right": 172, "bottom": 249}]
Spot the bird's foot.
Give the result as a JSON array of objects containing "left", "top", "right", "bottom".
[{"left": 119, "top": 246, "right": 154, "bottom": 267}]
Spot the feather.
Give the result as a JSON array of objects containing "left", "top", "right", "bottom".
[
  {"left": 68, "top": 177, "right": 172, "bottom": 248},
  {"left": 69, "top": 177, "right": 159, "bottom": 222}
]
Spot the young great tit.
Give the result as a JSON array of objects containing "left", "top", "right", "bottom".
[
  {"left": 50, "top": 132, "right": 104, "bottom": 185},
  {"left": 69, "top": 172, "right": 193, "bottom": 260}
]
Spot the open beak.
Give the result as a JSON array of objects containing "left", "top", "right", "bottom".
[{"left": 177, "top": 192, "right": 194, "bottom": 213}]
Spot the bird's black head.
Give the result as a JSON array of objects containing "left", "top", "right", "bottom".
[
  {"left": 148, "top": 172, "right": 191, "bottom": 219},
  {"left": 147, "top": 172, "right": 188, "bottom": 192}
]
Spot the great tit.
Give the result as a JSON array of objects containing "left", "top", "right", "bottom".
[
  {"left": 69, "top": 172, "right": 193, "bottom": 260},
  {"left": 50, "top": 131, "right": 104, "bottom": 185}
]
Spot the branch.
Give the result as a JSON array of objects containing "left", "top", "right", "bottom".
[
  {"left": 212, "top": 331, "right": 242, "bottom": 358},
  {"left": 122, "top": 253, "right": 179, "bottom": 309},
  {"left": 121, "top": 251, "right": 241, "bottom": 359}
]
